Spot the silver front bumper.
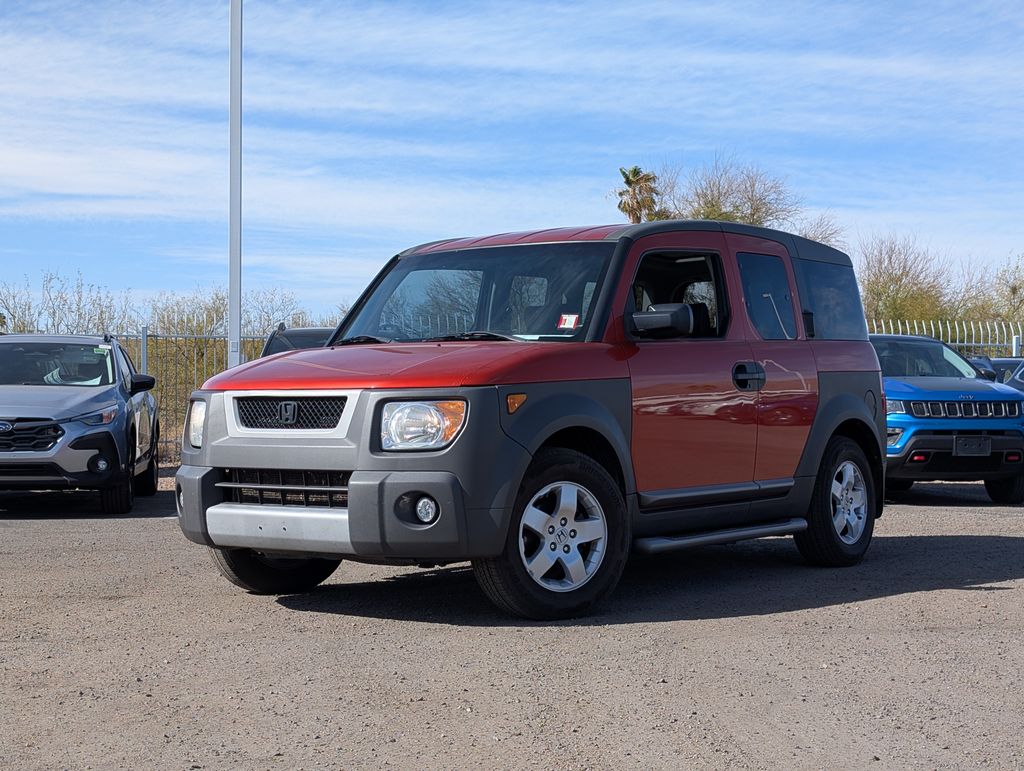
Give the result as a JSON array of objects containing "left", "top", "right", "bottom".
[{"left": 205, "top": 503, "right": 354, "bottom": 553}]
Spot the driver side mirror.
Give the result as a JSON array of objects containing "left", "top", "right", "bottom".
[
  {"left": 129, "top": 373, "right": 156, "bottom": 395},
  {"left": 629, "top": 303, "right": 694, "bottom": 339},
  {"left": 977, "top": 366, "right": 997, "bottom": 382}
]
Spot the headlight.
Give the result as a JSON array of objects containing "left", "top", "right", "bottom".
[
  {"left": 78, "top": 405, "right": 119, "bottom": 425},
  {"left": 381, "top": 400, "right": 467, "bottom": 451},
  {"left": 886, "top": 399, "right": 906, "bottom": 414},
  {"left": 187, "top": 400, "right": 207, "bottom": 448}
]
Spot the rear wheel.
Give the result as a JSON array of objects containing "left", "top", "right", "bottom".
[
  {"left": 210, "top": 548, "right": 342, "bottom": 594},
  {"left": 472, "top": 448, "right": 630, "bottom": 620},
  {"left": 984, "top": 474, "right": 1024, "bottom": 504},
  {"left": 795, "top": 437, "right": 876, "bottom": 566}
]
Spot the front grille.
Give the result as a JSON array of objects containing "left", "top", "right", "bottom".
[
  {"left": 0, "top": 421, "right": 64, "bottom": 452},
  {"left": 217, "top": 468, "right": 350, "bottom": 508},
  {"left": 236, "top": 397, "right": 346, "bottom": 430},
  {"left": 908, "top": 400, "right": 1019, "bottom": 419}
]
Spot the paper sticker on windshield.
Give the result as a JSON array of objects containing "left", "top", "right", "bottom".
[
  {"left": 94, "top": 347, "right": 109, "bottom": 353},
  {"left": 558, "top": 314, "right": 580, "bottom": 330}
]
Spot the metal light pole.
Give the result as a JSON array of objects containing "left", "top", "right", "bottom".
[{"left": 228, "top": 0, "right": 243, "bottom": 367}]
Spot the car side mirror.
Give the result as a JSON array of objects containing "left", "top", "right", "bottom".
[
  {"left": 129, "top": 373, "right": 156, "bottom": 394},
  {"left": 630, "top": 303, "right": 694, "bottom": 339},
  {"left": 978, "top": 366, "right": 997, "bottom": 382}
]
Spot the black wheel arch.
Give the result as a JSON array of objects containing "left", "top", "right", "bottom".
[{"left": 797, "top": 374, "right": 886, "bottom": 517}]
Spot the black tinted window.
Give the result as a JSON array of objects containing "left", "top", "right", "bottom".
[
  {"left": 792, "top": 259, "right": 868, "bottom": 341},
  {"left": 737, "top": 252, "right": 796, "bottom": 340}
]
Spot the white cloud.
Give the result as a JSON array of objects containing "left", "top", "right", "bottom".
[{"left": 0, "top": 0, "right": 1022, "bottom": 299}]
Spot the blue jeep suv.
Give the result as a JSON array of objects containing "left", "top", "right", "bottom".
[{"left": 871, "top": 334, "right": 1024, "bottom": 503}]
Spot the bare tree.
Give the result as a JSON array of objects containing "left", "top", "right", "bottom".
[
  {"left": 990, "top": 253, "right": 1024, "bottom": 320},
  {"left": 0, "top": 271, "right": 138, "bottom": 334},
  {"left": 856, "top": 234, "right": 953, "bottom": 321},
  {"left": 620, "top": 156, "right": 844, "bottom": 247},
  {"left": 795, "top": 211, "right": 846, "bottom": 250}
]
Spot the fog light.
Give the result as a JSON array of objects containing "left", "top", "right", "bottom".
[
  {"left": 886, "top": 428, "right": 903, "bottom": 447},
  {"left": 95, "top": 457, "right": 109, "bottom": 472},
  {"left": 415, "top": 496, "right": 439, "bottom": 524}
]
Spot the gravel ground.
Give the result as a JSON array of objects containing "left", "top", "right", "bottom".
[{"left": 2, "top": 481, "right": 1023, "bottom": 770}]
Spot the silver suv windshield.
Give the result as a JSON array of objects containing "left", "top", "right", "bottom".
[
  {"left": 0, "top": 342, "right": 116, "bottom": 387},
  {"left": 339, "top": 242, "right": 617, "bottom": 343},
  {"left": 873, "top": 338, "right": 978, "bottom": 379}
]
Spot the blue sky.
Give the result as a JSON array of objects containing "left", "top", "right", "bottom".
[{"left": 1, "top": 0, "right": 1022, "bottom": 312}]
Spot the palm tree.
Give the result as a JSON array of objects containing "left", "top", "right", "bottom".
[{"left": 616, "top": 166, "right": 659, "bottom": 224}]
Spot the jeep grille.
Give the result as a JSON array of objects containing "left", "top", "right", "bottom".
[{"left": 907, "top": 400, "right": 1020, "bottom": 419}]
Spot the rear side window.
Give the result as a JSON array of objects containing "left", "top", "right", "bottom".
[
  {"left": 792, "top": 259, "right": 868, "bottom": 341},
  {"left": 737, "top": 252, "right": 796, "bottom": 340}
]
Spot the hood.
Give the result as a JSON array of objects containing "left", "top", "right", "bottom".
[
  {"left": 0, "top": 384, "right": 118, "bottom": 421},
  {"left": 203, "top": 341, "right": 629, "bottom": 391},
  {"left": 884, "top": 376, "right": 1024, "bottom": 401}
]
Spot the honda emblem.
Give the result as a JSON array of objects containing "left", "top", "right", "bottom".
[{"left": 278, "top": 401, "right": 299, "bottom": 425}]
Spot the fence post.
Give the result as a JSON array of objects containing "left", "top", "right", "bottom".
[
  {"left": 140, "top": 325, "right": 149, "bottom": 374},
  {"left": 1014, "top": 335, "right": 1021, "bottom": 357}
]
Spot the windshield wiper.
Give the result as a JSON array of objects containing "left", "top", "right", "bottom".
[
  {"left": 332, "top": 335, "right": 392, "bottom": 346},
  {"left": 422, "top": 331, "right": 520, "bottom": 343}
]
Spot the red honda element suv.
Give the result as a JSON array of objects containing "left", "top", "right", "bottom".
[{"left": 176, "top": 221, "right": 885, "bottom": 619}]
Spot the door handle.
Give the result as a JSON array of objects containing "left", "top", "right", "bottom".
[{"left": 732, "top": 361, "right": 766, "bottom": 391}]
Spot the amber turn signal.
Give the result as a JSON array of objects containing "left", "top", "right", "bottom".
[{"left": 506, "top": 393, "right": 527, "bottom": 414}]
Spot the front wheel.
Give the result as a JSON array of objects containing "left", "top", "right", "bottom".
[
  {"left": 795, "top": 437, "right": 876, "bottom": 566},
  {"left": 984, "top": 474, "right": 1024, "bottom": 504},
  {"left": 134, "top": 442, "right": 159, "bottom": 497},
  {"left": 209, "top": 548, "right": 342, "bottom": 594},
  {"left": 472, "top": 448, "right": 630, "bottom": 620},
  {"left": 100, "top": 435, "right": 135, "bottom": 514}
]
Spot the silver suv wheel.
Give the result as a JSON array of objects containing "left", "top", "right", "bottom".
[
  {"left": 518, "top": 481, "right": 607, "bottom": 593},
  {"left": 831, "top": 460, "right": 868, "bottom": 545}
]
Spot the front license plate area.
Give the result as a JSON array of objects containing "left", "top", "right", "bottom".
[{"left": 954, "top": 436, "right": 991, "bottom": 456}]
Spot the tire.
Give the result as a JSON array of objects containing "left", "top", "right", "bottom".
[
  {"left": 984, "top": 474, "right": 1024, "bottom": 504},
  {"left": 209, "top": 548, "right": 342, "bottom": 594},
  {"left": 472, "top": 448, "right": 630, "bottom": 620},
  {"left": 100, "top": 433, "right": 135, "bottom": 514},
  {"left": 795, "top": 436, "right": 876, "bottom": 567},
  {"left": 886, "top": 479, "right": 914, "bottom": 494},
  {"left": 134, "top": 440, "right": 159, "bottom": 497}
]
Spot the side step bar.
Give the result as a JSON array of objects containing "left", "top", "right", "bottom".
[{"left": 632, "top": 518, "right": 807, "bottom": 555}]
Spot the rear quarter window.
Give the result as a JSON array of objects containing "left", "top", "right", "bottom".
[{"left": 793, "top": 259, "right": 868, "bottom": 341}]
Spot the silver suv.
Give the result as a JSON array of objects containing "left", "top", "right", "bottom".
[{"left": 0, "top": 335, "right": 160, "bottom": 513}]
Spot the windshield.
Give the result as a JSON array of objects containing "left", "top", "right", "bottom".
[
  {"left": 0, "top": 342, "right": 116, "bottom": 387},
  {"left": 338, "top": 242, "right": 617, "bottom": 342},
  {"left": 872, "top": 338, "right": 978, "bottom": 379}
]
